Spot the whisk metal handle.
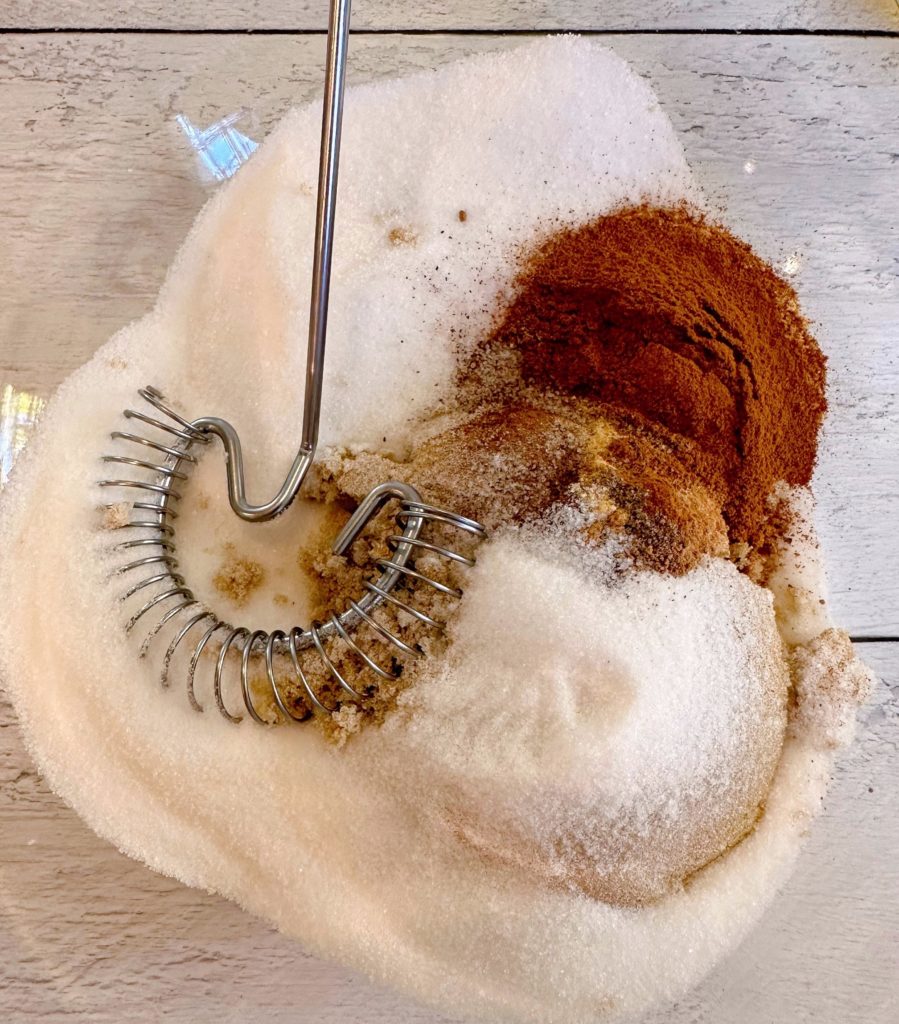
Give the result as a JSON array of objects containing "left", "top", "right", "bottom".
[
  {"left": 304, "top": 0, "right": 351, "bottom": 458},
  {"left": 192, "top": 0, "right": 352, "bottom": 522}
]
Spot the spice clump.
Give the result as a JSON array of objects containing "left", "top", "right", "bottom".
[
  {"left": 475, "top": 204, "right": 826, "bottom": 564},
  {"left": 431, "top": 205, "right": 828, "bottom": 578}
]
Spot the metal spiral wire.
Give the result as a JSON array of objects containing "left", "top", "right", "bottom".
[{"left": 99, "top": 386, "right": 485, "bottom": 725}]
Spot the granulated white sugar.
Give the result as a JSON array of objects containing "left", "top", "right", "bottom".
[{"left": 0, "top": 36, "right": 872, "bottom": 1023}]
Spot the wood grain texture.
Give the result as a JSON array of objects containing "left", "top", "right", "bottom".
[
  {"left": 0, "top": 643, "right": 895, "bottom": 1023},
  {"left": 5, "top": 0, "right": 899, "bottom": 32},
  {"left": 1, "top": 32, "right": 897, "bottom": 634}
]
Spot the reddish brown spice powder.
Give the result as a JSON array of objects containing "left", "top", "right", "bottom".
[{"left": 486, "top": 204, "right": 827, "bottom": 552}]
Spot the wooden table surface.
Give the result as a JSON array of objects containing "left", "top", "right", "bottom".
[{"left": 1, "top": 2, "right": 897, "bottom": 1022}]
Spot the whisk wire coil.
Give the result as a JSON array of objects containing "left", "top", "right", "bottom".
[{"left": 99, "top": 386, "right": 484, "bottom": 725}]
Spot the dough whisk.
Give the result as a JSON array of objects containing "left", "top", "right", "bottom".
[{"left": 98, "top": 0, "right": 485, "bottom": 723}]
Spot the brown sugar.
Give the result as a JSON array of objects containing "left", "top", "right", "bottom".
[
  {"left": 397, "top": 396, "right": 730, "bottom": 577},
  {"left": 403, "top": 403, "right": 586, "bottom": 530},
  {"left": 482, "top": 204, "right": 827, "bottom": 555},
  {"left": 213, "top": 547, "right": 266, "bottom": 607},
  {"left": 579, "top": 414, "right": 730, "bottom": 575},
  {"left": 388, "top": 226, "right": 418, "bottom": 247}
]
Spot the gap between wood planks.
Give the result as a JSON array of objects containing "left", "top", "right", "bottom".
[{"left": 2, "top": 27, "right": 899, "bottom": 37}]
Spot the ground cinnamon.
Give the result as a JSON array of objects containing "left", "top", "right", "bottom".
[{"left": 483, "top": 204, "right": 827, "bottom": 555}]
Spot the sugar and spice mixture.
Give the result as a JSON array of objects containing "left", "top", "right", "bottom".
[
  {"left": 444, "top": 203, "right": 828, "bottom": 577},
  {"left": 0, "top": 37, "right": 872, "bottom": 1024},
  {"left": 490, "top": 205, "right": 827, "bottom": 545},
  {"left": 242, "top": 202, "right": 832, "bottom": 743}
]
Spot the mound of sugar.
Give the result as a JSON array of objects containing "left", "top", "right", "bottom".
[
  {"left": 0, "top": 36, "right": 871, "bottom": 1023},
  {"left": 379, "top": 535, "right": 790, "bottom": 906}
]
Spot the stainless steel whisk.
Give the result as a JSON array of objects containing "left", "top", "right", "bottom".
[{"left": 98, "top": 0, "right": 485, "bottom": 724}]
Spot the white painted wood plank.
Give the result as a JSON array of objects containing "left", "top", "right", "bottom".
[
  {"left": 6, "top": 0, "right": 899, "bottom": 32},
  {"left": 1, "top": 642, "right": 895, "bottom": 1022},
  {"left": 1, "top": 32, "right": 896, "bottom": 634}
]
